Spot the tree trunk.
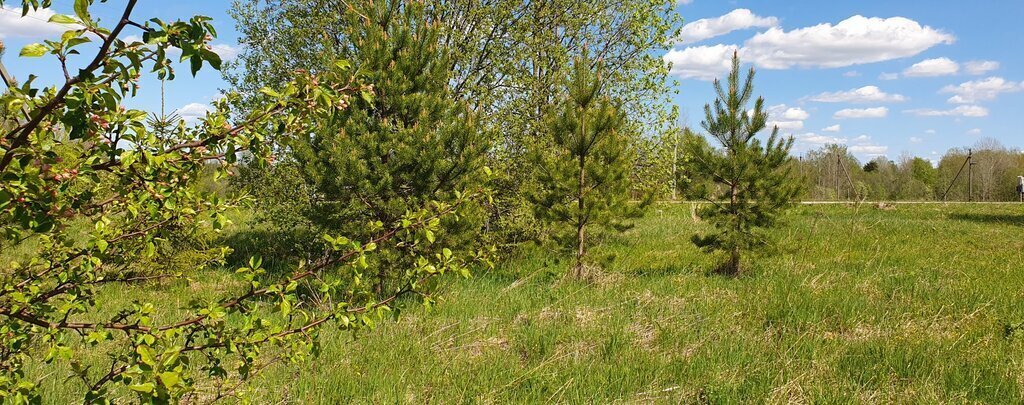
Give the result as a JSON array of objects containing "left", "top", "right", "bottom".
[
  {"left": 727, "top": 181, "right": 740, "bottom": 276},
  {"left": 575, "top": 150, "right": 586, "bottom": 278}
]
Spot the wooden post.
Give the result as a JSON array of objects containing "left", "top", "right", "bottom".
[
  {"left": 967, "top": 149, "right": 974, "bottom": 202},
  {"left": 835, "top": 154, "right": 841, "bottom": 201},
  {"left": 942, "top": 151, "right": 971, "bottom": 202}
]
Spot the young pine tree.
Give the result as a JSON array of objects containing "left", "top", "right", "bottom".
[
  {"left": 283, "top": 1, "right": 491, "bottom": 292},
  {"left": 681, "top": 52, "right": 800, "bottom": 275},
  {"left": 529, "top": 53, "right": 644, "bottom": 278}
]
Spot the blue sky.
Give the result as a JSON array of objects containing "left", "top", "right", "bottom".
[
  {"left": 2, "top": 1, "right": 1022, "bottom": 163},
  {"left": 667, "top": 0, "right": 1024, "bottom": 162}
]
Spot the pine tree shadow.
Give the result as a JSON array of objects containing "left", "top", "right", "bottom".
[{"left": 949, "top": 212, "right": 1024, "bottom": 227}]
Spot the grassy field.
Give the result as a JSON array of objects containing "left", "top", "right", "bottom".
[{"left": 27, "top": 203, "right": 1024, "bottom": 403}]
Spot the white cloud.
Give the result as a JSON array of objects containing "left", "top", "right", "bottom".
[
  {"left": 941, "top": 77, "right": 1023, "bottom": 104},
  {"left": 742, "top": 16, "right": 954, "bottom": 69},
  {"left": 849, "top": 144, "right": 889, "bottom": 156},
  {"left": 809, "top": 86, "right": 906, "bottom": 103},
  {"left": 209, "top": 44, "right": 241, "bottom": 61},
  {"left": 768, "top": 121, "right": 804, "bottom": 131},
  {"left": 0, "top": 5, "right": 82, "bottom": 39},
  {"left": 902, "top": 57, "right": 959, "bottom": 77},
  {"left": 964, "top": 60, "right": 999, "bottom": 75},
  {"left": 910, "top": 137, "right": 923, "bottom": 143},
  {"left": 769, "top": 105, "right": 810, "bottom": 120},
  {"left": 879, "top": 72, "right": 899, "bottom": 80},
  {"left": 174, "top": 103, "right": 213, "bottom": 124},
  {"left": 925, "top": 129, "right": 936, "bottom": 134},
  {"left": 843, "top": 71, "right": 861, "bottom": 77},
  {"left": 852, "top": 135, "right": 872, "bottom": 143},
  {"left": 795, "top": 132, "right": 847, "bottom": 145},
  {"left": 834, "top": 107, "right": 889, "bottom": 119},
  {"left": 823, "top": 124, "right": 841, "bottom": 132},
  {"left": 677, "top": 0, "right": 694, "bottom": 4},
  {"left": 674, "top": 9, "right": 778, "bottom": 45},
  {"left": 966, "top": 128, "right": 982, "bottom": 136},
  {"left": 766, "top": 105, "right": 809, "bottom": 132},
  {"left": 667, "top": 16, "right": 953, "bottom": 80},
  {"left": 905, "top": 105, "right": 989, "bottom": 117},
  {"left": 664, "top": 44, "right": 738, "bottom": 80}
]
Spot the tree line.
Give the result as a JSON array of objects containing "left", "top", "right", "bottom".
[{"left": 790, "top": 140, "right": 1024, "bottom": 202}]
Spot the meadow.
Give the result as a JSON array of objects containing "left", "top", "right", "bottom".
[{"left": 26, "top": 202, "right": 1024, "bottom": 403}]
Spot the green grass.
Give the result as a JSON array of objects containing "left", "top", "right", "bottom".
[{"left": 26, "top": 203, "right": 1024, "bottom": 402}]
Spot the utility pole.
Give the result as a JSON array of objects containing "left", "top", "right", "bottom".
[
  {"left": 835, "top": 154, "right": 841, "bottom": 201},
  {"left": 942, "top": 149, "right": 975, "bottom": 202},
  {"left": 967, "top": 149, "right": 974, "bottom": 202}
]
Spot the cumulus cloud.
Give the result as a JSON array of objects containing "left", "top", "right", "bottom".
[
  {"left": 941, "top": 77, "right": 1023, "bottom": 104},
  {"left": 664, "top": 44, "right": 737, "bottom": 80},
  {"left": 209, "top": 44, "right": 241, "bottom": 61},
  {"left": 849, "top": 144, "right": 889, "bottom": 156},
  {"left": 834, "top": 107, "right": 889, "bottom": 119},
  {"left": 768, "top": 121, "right": 804, "bottom": 131},
  {"left": 796, "top": 132, "right": 847, "bottom": 145},
  {"left": 809, "top": 86, "right": 906, "bottom": 103},
  {"left": 765, "top": 105, "right": 809, "bottom": 132},
  {"left": 742, "top": 16, "right": 954, "bottom": 69},
  {"left": 674, "top": 9, "right": 778, "bottom": 45},
  {"left": 925, "top": 129, "right": 937, "bottom": 134},
  {"left": 910, "top": 137, "right": 923, "bottom": 143},
  {"left": 966, "top": 128, "right": 982, "bottom": 136},
  {"left": 964, "top": 60, "right": 999, "bottom": 75},
  {"left": 823, "top": 124, "right": 841, "bottom": 132},
  {"left": 174, "top": 103, "right": 213, "bottom": 124},
  {"left": 905, "top": 105, "right": 989, "bottom": 117},
  {"left": 769, "top": 105, "right": 810, "bottom": 120},
  {"left": 879, "top": 72, "right": 899, "bottom": 80},
  {"left": 666, "top": 15, "right": 953, "bottom": 80},
  {"left": 903, "top": 57, "right": 959, "bottom": 77},
  {"left": 843, "top": 71, "right": 861, "bottom": 77},
  {"left": 0, "top": 5, "right": 82, "bottom": 39}
]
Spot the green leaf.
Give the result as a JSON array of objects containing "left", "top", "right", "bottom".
[
  {"left": 136, "top": 345, "right": 156, "bottom": 366},
  {"left": 280, "top": 298, "right": 291, "bottom": 317},
  {"left": 95, "top": 239, "right": 108, "bottom": 253},
  {"left": 127, "top": 383, "right": 155, "bottom": 393},
  {"left": 48, "top": 14, "right": 78, "bottom": 24},
  {"left": 424, "top": 229, "right": 435, "bottom": 244},
  {"left": 73, "top": 0, "right": 90, "bottom": 22},
  {"left": 360, "top": 89, "right": 375, "bottom": 104},
  {"left": 190, "top": 55, "right": 202, "bottom": 76},
  {"left": 158, "top": 371, "right": 180, "bottom": 388},
  {"left": 66, "top": 37, "right": 92, "bottom": 49},
  {"left": 19, "top": 43, "right": 48, "bottom": 58},
  {"left": 259, "top": 87, "right": 281, "bottom": 98}
]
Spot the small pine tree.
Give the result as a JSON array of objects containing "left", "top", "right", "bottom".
[
  {"left": 281, "top": 0, "right": 490, "bottom": 293},
  {"left": 681, "top": 52, "right": 800, "bottom": 275},
  {"left": 528, "top": 52, "right": 644, "bottom": 278}
]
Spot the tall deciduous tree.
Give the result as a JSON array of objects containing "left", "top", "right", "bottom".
[
  {"left": 528, "top": 53, "right": 643, "bottom": 278},
  {"left": 681, "top": 53, "right": 800, "bottom": 275}
]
